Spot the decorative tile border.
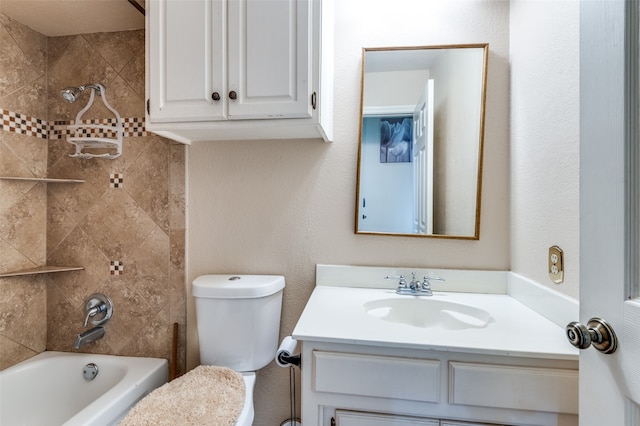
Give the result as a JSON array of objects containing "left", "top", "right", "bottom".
[
  {"left": 1, "top": 109, "right": 49, "bottom": 139},
  {"left": 1, "top": 108, "right": 147, "bottom": 139}
]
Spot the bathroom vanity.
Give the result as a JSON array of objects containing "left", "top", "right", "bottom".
[{"left": 292, "top": 265, "right": 579, "bottom": 426}]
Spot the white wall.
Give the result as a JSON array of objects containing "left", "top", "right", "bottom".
[
  {"left": 510, "top": 0, "right": 580, "bottom": 299},
  {"left": 432, "top": 48, "right": 485, "bottom": 235},
  {"left": 187, "top": 1, "right": 510, "bottom": 425}
]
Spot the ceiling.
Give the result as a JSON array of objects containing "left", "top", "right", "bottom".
[{"left": 0, "top": 0, "right": 145, "bottom": 37}]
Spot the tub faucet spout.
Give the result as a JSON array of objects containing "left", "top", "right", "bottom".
[{"left": 73, "top": 326, "right": 105, "bottom": 349}]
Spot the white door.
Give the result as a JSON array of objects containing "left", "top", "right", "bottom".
[
  {"left": 227, "top": 0, "right": 312, "bottom": 119},
  {"left": 578, "top": 1, "right": 640, "bottom": 424},
  {"left": 412, "top": 79, "right": 434, "bottom": 234}
]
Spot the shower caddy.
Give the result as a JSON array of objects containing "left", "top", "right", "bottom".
[{"left": 67, "top": 84, "right": 124, "bottom": 159}]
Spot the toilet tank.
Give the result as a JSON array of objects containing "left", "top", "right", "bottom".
[{"left": 192, "top": 275, "right": 285, "bottom": 372}]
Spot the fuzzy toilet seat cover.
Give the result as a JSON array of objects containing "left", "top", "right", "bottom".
[{"left": 119, "top": 365, "right": 245, "bottom": 426}]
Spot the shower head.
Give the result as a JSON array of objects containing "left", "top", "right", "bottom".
[{"left": 60, "top": 84, "right": 103, "bottom": 103}]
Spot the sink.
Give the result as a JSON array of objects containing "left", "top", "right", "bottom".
[{"left": 364, "top": 297, "right": 492, "bottom": 330}]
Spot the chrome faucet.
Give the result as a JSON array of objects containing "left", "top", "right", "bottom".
[
  {"left": 385, "top": 272, "right": 445, "bottom": 296},
  {"left": 73, "top": 326, "right": 105, "bottom": 349},
  {"left": 73, "top": 294, "right": 114, "bottom": 349}
]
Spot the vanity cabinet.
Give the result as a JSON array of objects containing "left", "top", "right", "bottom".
[
  {"left": 146, "top": 0, "right": 333, "bottom": 143},
  {"left": 301, "top": 341, "right": 578, "bottom": 426}
]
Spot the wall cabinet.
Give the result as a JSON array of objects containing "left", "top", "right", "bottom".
[
  {"left": 146, "top": 0, "right": 333, "bottom": 143},
  {"left": 302, "top": 341, "right": 578, "bottom": 426}
]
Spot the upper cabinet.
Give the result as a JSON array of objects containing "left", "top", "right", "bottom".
[{"left": 146, "top": 0, "right": 333, "bottom": 143}]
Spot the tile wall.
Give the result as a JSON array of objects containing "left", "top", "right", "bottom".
[{"left": 0, "top": 13, "right": 186, "bottom": 373}]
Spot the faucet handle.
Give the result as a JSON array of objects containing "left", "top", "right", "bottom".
[
  {"left": 83, "top": 294, "right": 114, "bottom": 327},
  {"left": 422, "top": 275, "right": 445, "bottom": 289},
  {"left": 385, "top": 274, "right": 407, "bottom": 288}
]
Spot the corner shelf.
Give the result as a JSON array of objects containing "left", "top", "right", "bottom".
[
  {"left": 0, "top": 176, "right": 85, "bottom": 183},
  {"left": 0, "top": 176, "right": 86, "bottom": 278},
  {"left": 0, "top": 266, "right": 85, "bottom": 278}
]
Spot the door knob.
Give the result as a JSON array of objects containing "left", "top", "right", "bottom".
[
  {"left": 229, "top": 91, "right": 237, "bottom": 100},
  {"left": 566, "top": 317, "right": 617, "bottom": 354}
]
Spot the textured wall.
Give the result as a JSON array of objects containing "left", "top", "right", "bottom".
[
  {"left": 510, "top": 0, "right": 580, "bottom": 299},
  {"left": 0, "top": 13, "right": 49, "bottom": 369},
  {"left": 187, "top": 1, "right": 511, "bottom": 425},
  {"left": 0, "top": 17, "right": 186, "bottom": 373},
  {"left": 45, "top": 30, "right": 186, "bottom": 372}
]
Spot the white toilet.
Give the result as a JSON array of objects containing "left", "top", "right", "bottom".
[{"left": 192, "top": 274, "right": 285, "bottom": 426}]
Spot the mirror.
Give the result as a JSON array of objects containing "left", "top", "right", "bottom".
[{"left": 355, "top": 44, "right": 488, "bottom": 239}]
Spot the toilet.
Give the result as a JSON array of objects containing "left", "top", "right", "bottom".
[{"left": 192, "top": 274, "right": 285, "bottom": 426}]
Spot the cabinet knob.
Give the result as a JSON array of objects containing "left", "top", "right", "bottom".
[
  {"left": 212, "top": 92, "right": 220, "bottom": 101},
  {"left": 229, "top": 91, "right": 237, "bottom": 100}
]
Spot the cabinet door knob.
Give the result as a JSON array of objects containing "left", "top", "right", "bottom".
[
  {"left": 212, "top": 92, "right": 220, "bottom": 101},
  {"left": 229, "top": 91, "right": 237, "bottom": 100}
]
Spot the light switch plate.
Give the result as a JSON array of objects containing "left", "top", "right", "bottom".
[{"left": 549, "top": 245, "right": 564, "bottom": 284}]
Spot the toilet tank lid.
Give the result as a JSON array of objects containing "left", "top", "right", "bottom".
[{"left": 192, "top": 275, "right": 285, "bottom": 298}]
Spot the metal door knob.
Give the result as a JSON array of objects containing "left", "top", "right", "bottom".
[
  {"left": 566, "top": 317, "right": 617, "bottom": 354},
  {"left": 212, "top": 92, "right": 220, "bottom": 101},
  {"left": 229, "top": 91, "right": 237, "bottom": 100}
]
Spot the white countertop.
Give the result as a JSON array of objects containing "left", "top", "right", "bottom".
[{"left": 292, "top": 286, "right": 578, "bottom": 360}]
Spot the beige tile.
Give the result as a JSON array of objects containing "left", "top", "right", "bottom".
[
  {"left": 47, "top": 35, "right": 74, "bottom": 69},
  {"left": 82, "top": 30, "right": 144, "bottom": 74},
  {"left": 0, "top": 13, "right": 47, "bottom": 71},
  {"left": 46, "top": 282, "right": 86, "bottom": 352},
  {"left": 0, "top": 21, "right": 43, "bottom": 99},
  {"left": 47, "top": 138, "right": 70, "bottom": 172},
  {"left": 0, "top": 236, "right": 38, "bottom": 274},
  {"left": 95, "top": 276, "right": 161, "bottom": 353},
  {"left": 119, "top": 311, "right": 171, "bottom": 361},
  {"left": 0, "top": 275, "right": 47, "bottom": 351},
  {"left": 47, "top": 226, "right": 110, "bottom": 308},
  {"left": 0, "top": 335, "right": 37, "bottom": 371},
  {"left": 78, "top": 189, "right": 157, "bottom": 260},
  {"left": 169, "top": 142, "right": 186, "bottom": 230},
  {"left": 0, "top": 80, "right": 48, "bottom": 122},
  {"left": 97, "top": 134, "right": 153, "bottom": 175},
  {"left": 123, "top": 225, "right": 170, "bottom": 309},
  {"left": 46, "top": 189, "right": 77, "bottom": 254},
  {"left": 0, "top": 183, "right": 46, "bottom": 264},
  {"left": 95, "top": 73, "right": 144, "bottom": 120},
  {"left": 0, "top": 179, "right": 38, "bottom": 210},
  {"left": 125, "top": 138, "right": 170, "bottom": 233},
  {"left": 0, "top": 132, "right": 48, "bottom": 178},
  {"left": 47, "top": 35, "right": 117, "bottom": 122},
  {"left": 119, "top": 48, "right": 145, "bottom": 98},
  {"left": 47, "top": 156, "right": 109, "bottom": 224}
]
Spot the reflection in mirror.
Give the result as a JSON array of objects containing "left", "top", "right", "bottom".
[{"left": 355, "top": 44, "right": 488, "bottom": 239}]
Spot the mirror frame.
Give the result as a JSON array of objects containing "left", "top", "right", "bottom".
[{"left": 354, "top": 43, "right": 489, "bottom": 239}]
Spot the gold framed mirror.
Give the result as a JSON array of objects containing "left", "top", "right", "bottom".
[{"left": 355, "top": 44, "right": 488, "bottom": 239}]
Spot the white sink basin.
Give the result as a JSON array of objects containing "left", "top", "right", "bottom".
[{"left": 364, "top": 297, "right": 492, "bottom": 330}]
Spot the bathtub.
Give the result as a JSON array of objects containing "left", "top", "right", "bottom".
[{"left": 0, "top": 351, "right": 168, "bottom": 426}]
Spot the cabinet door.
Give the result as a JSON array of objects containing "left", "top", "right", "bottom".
[
  {"left": 227, "top": 0, "right": 313, "bottom": 119},
  {"left": 335, "top": 410, "right": 439, "bottom": 426},
  {"left": 148, "top": 0, "right": 225, "bottom": 122}
]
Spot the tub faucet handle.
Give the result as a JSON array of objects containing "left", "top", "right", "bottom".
[
  {"left": 83, "top": 294, "right": 114, "bottom": 327},
  {"left": 83, "top": 304, "right": 105, "bottom": 327}
]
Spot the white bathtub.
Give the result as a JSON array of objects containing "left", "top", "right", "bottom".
[{"left": 0, "top": 351, "right": 168, "bottom": 426}]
